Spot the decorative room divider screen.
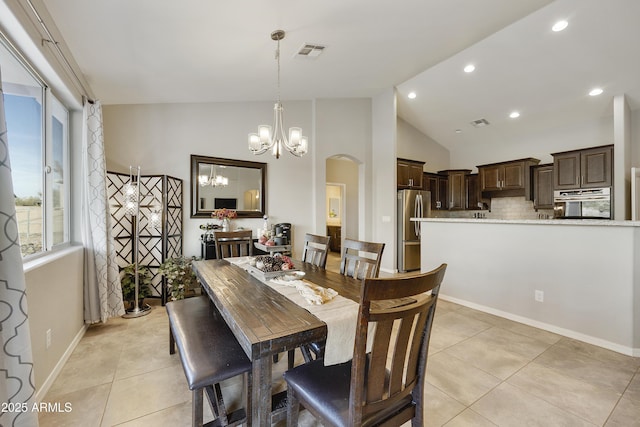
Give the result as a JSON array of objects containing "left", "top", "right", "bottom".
[{"left": 107, "top": 171, "right": 183, "bottom": 304}]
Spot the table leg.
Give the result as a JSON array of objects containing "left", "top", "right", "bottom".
[{"left": 251, "top": 354, "right": 273, "bottom": 426}]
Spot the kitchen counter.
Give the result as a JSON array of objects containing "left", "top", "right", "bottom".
[
  {"left": 414, "top": 217, "right": 640, "bottom": 356},
  {"left": 413, "top": 217, "right": 640, "bottom": 227}
]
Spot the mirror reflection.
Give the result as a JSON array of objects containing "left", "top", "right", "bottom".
[{"left": 190, "top": 155, "right": 266, "bottom": 218}]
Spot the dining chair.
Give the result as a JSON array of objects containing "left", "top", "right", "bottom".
[
  {"left": 340, "top": 238, "right": 385, "bottom": 280},
  {"left": 277, "top": 233, "right": 332, "bottom": 368},
  {"left": 214, "top": 230, "right": 253, "bottom": 259},
  {"left": 298, "top": 238, "right": 386, "bottom": 365},
  {"left": 301, "top": 233, "right": 331, "bottom": 268},
  {"left": 283, "top": 263, "right": 447, "bottom": 427}
]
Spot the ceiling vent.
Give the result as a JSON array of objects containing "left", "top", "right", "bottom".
[
  {"left": 470, "top": 118, "right": 490, "bottom": 128},
  {"left": 296, "top": 43, "right": 325, "bottom": 58}
]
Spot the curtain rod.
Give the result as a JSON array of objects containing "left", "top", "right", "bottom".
[{"left": 25, "top": 0, "right": 95, "bottom": 104}]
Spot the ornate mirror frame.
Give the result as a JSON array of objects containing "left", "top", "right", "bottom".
[{"left": 190, "top": 154, "right": 267, "bottom": 218}]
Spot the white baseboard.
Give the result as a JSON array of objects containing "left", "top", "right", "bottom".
[
  {"left": 439, "top": 294, "right": 639, "bottom": 357},
  {"left": 35, "top": 324, "right": 88, "bottom": 402}
]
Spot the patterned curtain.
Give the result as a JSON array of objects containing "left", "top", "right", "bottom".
[
  {"left": 0, "top": 69, "right": 39, "bottom": 426},
  {"left": 82, "top": 100, "right": 124, "bottom": 323}
]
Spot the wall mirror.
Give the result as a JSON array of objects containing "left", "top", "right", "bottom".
[{"left": 190, "top": 155, "right": 266, "bottom": 218}]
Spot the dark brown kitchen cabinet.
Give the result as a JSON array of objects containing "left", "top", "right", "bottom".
[
  {"left": 466, "top": 173, "right": 481, "bottom": 210},
  {"left": 423, "top": 172, "right": 447, "bottom": 210},
  {"left": 397, "top": 158, "right": 425, "bottom": 189},
  {"left": 326, "top": 225, "right": 341, "bottom": 252},
  {"left": 477, "top": 158, "right": 540, "bottom": 199},
  {"left": 532, "top": 164, "right": 554, "bottom": 209},
  {"left": 438, "top": 169, "right": 471, "bottom": 210},
  {"left": 552, "top": 145, "right": 613, "bottom": 190}
]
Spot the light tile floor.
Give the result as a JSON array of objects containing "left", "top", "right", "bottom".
[{"left": 40, "top": 254, "right": 640, "bottom": 426}]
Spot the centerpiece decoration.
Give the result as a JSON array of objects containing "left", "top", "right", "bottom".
[
  {"left": 212, "top": 208, "right": 237, "bottom": 232},
  {"left": 254, "top": 254, "right": 294, "bottom": 272}
]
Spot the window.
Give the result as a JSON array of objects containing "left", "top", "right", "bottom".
[{"left": 1, "top": 38, "right": 70, "bottom": 258}]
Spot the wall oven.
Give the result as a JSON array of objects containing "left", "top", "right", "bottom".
[{"left": 553, "top": 187, "right": 611, "bottom": 219}]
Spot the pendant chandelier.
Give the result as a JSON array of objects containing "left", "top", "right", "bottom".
[
  {"left": 249, "top": 30, "right": 308, "bottom": 159},
  {"left": 199, "top": 164, "right": 228, "bottom": 187}
]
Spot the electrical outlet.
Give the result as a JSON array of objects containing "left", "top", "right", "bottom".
[
  {"left": 46, "top": 329, "right": 52, "bottom": 349},
  {"left": 534, "top": 290, "right": 544, "bottom": 303}
]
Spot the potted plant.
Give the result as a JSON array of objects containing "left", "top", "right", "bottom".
[
  {"left": 159, "top": 256, "right": 200, "bottom": 301},
  {"left": 120, "top": 263, "right": 152, "bottom": 309}
]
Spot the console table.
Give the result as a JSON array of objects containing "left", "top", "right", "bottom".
[{"left": 201, "top": 239, "right": 268, "bottom": 260}]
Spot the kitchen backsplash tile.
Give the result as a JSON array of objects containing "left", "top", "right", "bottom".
[{"left": 430, "top": 197, "right": 554, "bottom": 220}]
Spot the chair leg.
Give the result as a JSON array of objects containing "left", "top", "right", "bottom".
[
  {"left": 300, "top": 345, "right": 314, "bottom": 363},
  {"left": 192, "top": 388, "right": 203, "bottom": 427},
  {"left": 287, "top": 349, "right": 295, "bottom": 369},
  {"left": 287, "top": 387, "right": 300, "bottom": 426},
  {"left": 205, "top": 383, "right": 228, "bottom": 426},
  {"left": 169, "top": 327, "right": 175, "bottom": 355}
]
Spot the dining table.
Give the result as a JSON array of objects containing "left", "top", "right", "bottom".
[{"left": 192, "top": 257, "right": 364, "bottom": 426}]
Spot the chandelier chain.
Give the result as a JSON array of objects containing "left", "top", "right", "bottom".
[{"left": 276, "top": 37, "right": 281, "bottom": 103}]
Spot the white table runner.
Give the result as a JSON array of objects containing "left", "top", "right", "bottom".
[{"left": 227, "top": 257, "right": 360, "bottom": 365}]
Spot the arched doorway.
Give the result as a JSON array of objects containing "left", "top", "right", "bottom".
[{"left": 325, "top": 156, "right": 359, "bottom": 267}]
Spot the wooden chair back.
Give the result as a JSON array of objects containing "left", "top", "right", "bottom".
[
  {"left": 301, "top": 233, "right": 331, "bottom": 269},
  {"left": 340, "top": 238, "right": 385, "bottom": 280},
  {"left": 350, "top": 263, "right": 447, "bottom": 426},
  {"left": 213, "top": 230, "right": 253, "bottom": 259}
]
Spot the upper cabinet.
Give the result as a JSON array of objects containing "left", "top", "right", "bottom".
[
  {"left": 532, "top": 164, "right": 554, "bottom": 210},
  {"left": 438, "top": 169, "right": 471, "bottom": 210},
  {"left": 552, "top": 145, "right": 613, "bottom": 190},
  {"left": 477, "top": 158, "right": 540, "bottom": 199},
  {"left": 423, "top": 172, "right": 447, "bottom": 210},
  {"left": 397, "top": 158, "right": 425, "bottom": 189},
  {"left": 466, "top": 173, "right": 481, "bottom": 210}
]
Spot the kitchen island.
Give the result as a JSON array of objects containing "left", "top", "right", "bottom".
[{"left": 414, "top": 217, "right": 640, "bottom": 356}]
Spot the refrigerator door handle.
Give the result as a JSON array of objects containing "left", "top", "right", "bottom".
[{"left": 415, "top": 194, "right": 422, "bottom": 237}]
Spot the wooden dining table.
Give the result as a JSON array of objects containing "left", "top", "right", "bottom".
[{"left": 192, "top": 258, "right": 363, "bottom": 426}]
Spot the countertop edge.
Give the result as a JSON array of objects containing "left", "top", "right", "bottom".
[{"left": 411, "top": 217, "right": 640, "bottom": 227}]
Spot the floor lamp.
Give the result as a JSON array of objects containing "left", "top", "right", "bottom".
[{"left": 122, "top": 166, "right": 161, "bottom": 318}]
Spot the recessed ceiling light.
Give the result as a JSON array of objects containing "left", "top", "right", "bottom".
[
  {"left": 552, "top": 20, "right": 568, "bottom": 32},
  {"left": 408, "top": 92, "right": 417, "bottom": 99},
  {"left": 455, "top": 129, "right": 462, "bottom": 134},
  {"left": 589, "top": 88, "right": 604, "bottom": 96},
  {"left": 464, "top": 64, "right": 475, "bottom": 73},
  {"left": 509, "top": 111, "right": 520, "bottom": 119}
]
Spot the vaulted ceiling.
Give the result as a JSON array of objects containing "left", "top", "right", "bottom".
[{"left": 44, "top": 0, "right": 639, "bottom": 151}]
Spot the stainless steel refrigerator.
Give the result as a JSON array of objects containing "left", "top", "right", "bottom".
[{"left": 397, "top": 189, "right": 430, "bottom": 272}]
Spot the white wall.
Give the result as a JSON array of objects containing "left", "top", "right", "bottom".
[
  {"left": 25, "top": 246, "right": 84, "bottom": 395},
  {"left": 103, "top": 101, "right": 314, "bottom": 259},
  {"left": 372, "top": 89, "right": 397, "bottom": 272},
  {"left": 397, "top": 117, "right": 450, "bottom": 172},
  {"left": 448, "top": 115, "right": 614, "bottom": 172},
  {"left": 420, "top": 220, "right": 640, "bottom": 355},
  {"left": 312, "top": 98, "right": 373, "bottom": 239}
]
